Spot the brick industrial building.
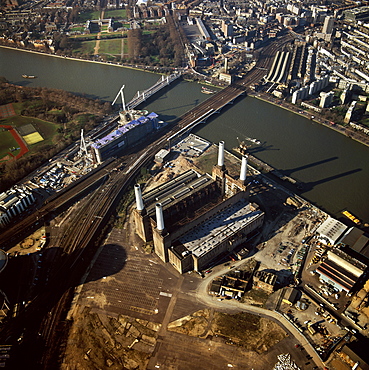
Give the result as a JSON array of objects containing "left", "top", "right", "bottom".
[{"left": 133, "top": 142, "right": 264, "bottom": 273}]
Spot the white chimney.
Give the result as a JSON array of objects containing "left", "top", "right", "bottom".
[
  {"left": 134, "top": 184, "right": 144, "bottom": 211},
  {"left": 217, "top": 141, "right": 225, "bottom": 167},
  {"left": 155, "top": 203, "right": 165, "bottom": 231},
  {"left": 240, "top": 155, "right": 248, "bottom": 182}
]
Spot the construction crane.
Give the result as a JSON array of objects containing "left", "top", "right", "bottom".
[
  {"left": 112, "top": 84, "right": 126, "bottom": 111},
  {"left": 236, "top": 137, "right": 248, "bottom": 155}
]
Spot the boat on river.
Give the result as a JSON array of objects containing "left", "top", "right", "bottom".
[
  {"left": 22, "top": 74, "right": 37, "bottom": 79},
  {"left": 245, "top": 136, "right": 261, "bottom": 145},
  {"left": 342, "top": 210, "right": 361, "bottom": 225},
  {"left": 201, "top": 86, "right": 216, "bottom": 94}
]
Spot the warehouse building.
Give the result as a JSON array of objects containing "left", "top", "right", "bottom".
[
  {"left": 91, "top": 112, "right": 160, "bottom": 164},
  {"left": 316, "top": 216, "right": 369, "bottom": 260},
  {"left": 316, "top": 249, "right": 367, "bottom": 292},
  {"left": 133, "top": 142, "right": 264, "bottom": 273},
  {"left": 316, "top": 216, "right": 348, "bottom": 246},
  {"left": 0, "top": 186, "right": 36, "bottom": 228},
  {"left": 339, "top": 227, "right": 369, "bottom": 259}
]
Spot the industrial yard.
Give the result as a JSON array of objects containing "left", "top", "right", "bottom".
[
  {"left": 57, "top": 137, "right": 363, "bottom": 370},
  {"left": 2, "top": 132, "right": 369, "bottom": 369}
]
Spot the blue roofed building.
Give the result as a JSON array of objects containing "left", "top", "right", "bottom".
[{"left": 91, "top": 112, "right": 161, "bottom": 164}]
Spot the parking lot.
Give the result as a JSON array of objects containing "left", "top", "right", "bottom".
[{"left": 78, "top": 228, "right": 179, "bottom": 322}]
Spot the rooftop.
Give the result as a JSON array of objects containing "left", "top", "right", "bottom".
[
  {"left": 178, "top": 199, "right": 262, "bottom": 258},
  {"left": 316, "top": 258, "right": 357, "bottom": 291},
  {"left": 172, "top": 134, "right": 211, "bottom": 157},
  {"left": 143, "top": 170, "right": 216, "bottom": 215},
  {"left": 316, "top": 217, "right": 347, "bottom": 245},
  {"left": 92, "top": 113, "right": 157, "bottom": 149}
]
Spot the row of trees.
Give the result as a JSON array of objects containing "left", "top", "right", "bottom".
[
  {"left": 0, "top": 79, "right": 113, "bottom": 191},
  {"left": 126, "top": 26, "right": 177, "bottom": 66}
]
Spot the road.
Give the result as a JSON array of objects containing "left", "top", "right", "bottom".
[
  {"left": 1, "top": 32, "right": 297, "bottom": 369},
  {"left": 192, "top": 265, "right": 325, "bottom": 369}
]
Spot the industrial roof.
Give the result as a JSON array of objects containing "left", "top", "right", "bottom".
[
  {"left": 92, "top": 113, "right": 157, "bottom": 149},
  {"left": 143, "top": 170, "right": 216, "bottom": 215},
  {"left": 178, "top": 199, "right": 263, "bottom": 258},
  {"left": 155, "top": 149, "right": 170, "bottom": 160},
  {"left": 316, "top": 259, "right": 357, "bottom": 291},
  {"left": 173, "top": 134, "right": 210, "bottom": 157},
  {"left": 316, "top": 217, "right": 347, "bottom": 245},
  {"left": 339, "top": 227, "right": 369, "bottom": 258}
]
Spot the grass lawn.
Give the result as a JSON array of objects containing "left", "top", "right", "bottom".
[
  {"left": 142, "top": 30, "right": 155, "bottom": 35},
  {"left": 77, "top": 11, "right": 101, "bottom": 23},
  {"left": 12, "top": 102, "right": 24, "bottom": 115},
  {"left": 104, "top": 9, "right": 127, "bottom": 18},
  {"left": 98, "top": 39, "right": 123, "bottom": 55},
  {"left": 122, "top": 38, "right": 128, "bottom": 54},
  {"left": 72, "top": 34, "right": 97, "bottom": 40},
  {"left": 70, "top": 26, "right": 85, "bottom": 32},
  {"left": 73, "top": 40, "right": 96, "bottom": 55},
  {"left": 31, "top": 118, "right": 61, "bottom": 140},
  {"left": 0, "top": 130, "right": 20, "bottom": 160}
]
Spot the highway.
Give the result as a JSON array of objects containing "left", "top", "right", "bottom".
[{"left": 0, "top": 33, "right": 295, "bottom": 368}]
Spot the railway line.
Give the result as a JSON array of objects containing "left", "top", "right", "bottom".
[{"left": 0, "top": 33, "right": 296, "bottom": 368}]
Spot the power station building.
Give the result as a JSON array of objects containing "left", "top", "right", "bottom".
[
  {"left": 91, "top": 112, "right": 161, "bottom": 164},
  {"left": 133, "top": 142, "right": 264, "bottom": 273}
]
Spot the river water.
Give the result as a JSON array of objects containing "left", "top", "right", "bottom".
[{"left": 1, "top": 47, "right": 369, "bottom": 223}]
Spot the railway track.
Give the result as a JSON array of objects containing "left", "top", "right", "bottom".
[{"left": 0, "top": 33, "right": 295, "bottom": 368}]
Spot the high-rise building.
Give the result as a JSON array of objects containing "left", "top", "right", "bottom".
[
  {"left": 322, "top": 16, "right": 334, "bottom": 35},
  {"left": 221, "top": 20, "right": 234, "bottom": 37}
]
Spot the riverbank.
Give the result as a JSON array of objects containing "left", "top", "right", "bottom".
[
  {"left": 0, "top": 45, "right": 228, "bottom": 89},
  {"left": 0, "top": 44, "right": 172, "bottom": 76},
  {"left": 251, "top": 91, "right": 369, "bottom": 149}
]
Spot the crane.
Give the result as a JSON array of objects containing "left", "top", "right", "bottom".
[
  {"left": 236, "top": 137, "right": 247, "bottom": 155},
  {"left": 112, "top": 84, "right": 126, "bottom": 111}
]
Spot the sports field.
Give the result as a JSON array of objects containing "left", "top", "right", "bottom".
[
  {"left": 0, "top": 125, "right": 28, "bottom": 160},
  {"left": 17, "top": 123, "right": 44, "bottom": 145},
  {"left": 0, "top": 103, "right": 16, "bottom": 119},
  {"left": 0, "top": 129, "right": 19, "bottom": 160},
  {"left": 23, "top": 132, "right": 44, "bottom": 145}
]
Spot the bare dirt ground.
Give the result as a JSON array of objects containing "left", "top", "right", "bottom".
[
  {"left": 62, "top": 306, "right": 160, "bottom": 369},
  {"left": 61, "top": 143, "right": 320, "bottom": 370},
  {"left": 7, "top": 227, "right": 45, "bottom": 256},
  {"left": 168, "top": 309, "right": 287, "bottom": 353}
]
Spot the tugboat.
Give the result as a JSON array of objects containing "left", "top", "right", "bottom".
[{"left": 22, "top": 74, "right": 37, "bottom": 79}]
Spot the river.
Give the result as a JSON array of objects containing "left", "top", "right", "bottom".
[{"left": 1, "top": 47, "right": 369, "bottom": 223}]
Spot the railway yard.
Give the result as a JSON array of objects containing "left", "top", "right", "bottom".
[
  {"left": 1, "top": 32, "right": 368, "bottom": 370},
  {"left": 1, "top": 138, "right": 366, "bottom": 370}
]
